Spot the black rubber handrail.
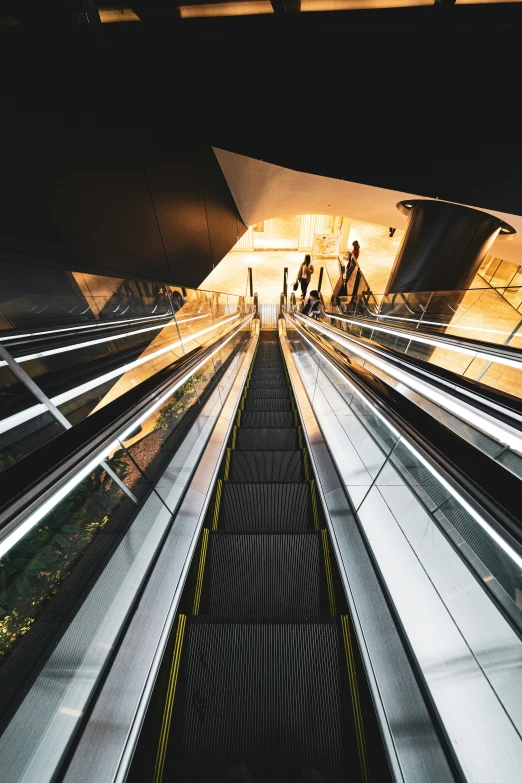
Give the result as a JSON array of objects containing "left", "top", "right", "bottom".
[
  {"left": 288, "top": 313, "right": 522, "bottom": 555},
  {"left": 324, "top": 310, "right": 522, "bottom": 364},
  {"left": 307, "top": 313, "right": 522, "bottom": 429},
  {"left": 0, "top": 313, "right": 253, "bottom": 535}
]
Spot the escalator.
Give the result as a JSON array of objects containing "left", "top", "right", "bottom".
[
  {"left": 5, "top": 288, "right": 522, "bottom": 783},
  {"left": 131, "top": 331, "right": 388, "bottom": 783}
]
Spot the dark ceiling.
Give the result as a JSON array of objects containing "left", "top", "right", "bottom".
[{"left": 2, "top": 3, "right": 522, "bottom": 216}]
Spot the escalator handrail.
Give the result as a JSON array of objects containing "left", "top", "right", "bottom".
[
  {"left": 286, "top": 312, "right": 522, "bottom": 556},
  {"left": 0, "top": 313, "right": 254, "bottom": 537},
  {"left": 1, "top": 309, "right": 239, "bottom": 358},
  {"left": 324, "top": 310, "right": 522, "bottom": 366},
  {"left": 308, "top": 312, "right": 522, "bottom": 428}
]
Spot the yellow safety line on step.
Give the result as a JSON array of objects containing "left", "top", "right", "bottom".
[
  {"left": 212, "top": 479, "right": 223, "bottom": 530},
  {"left": 302, "top": 449, "right": 311, "bottom": 481},
  {"left": 310, "top": 479, "right": 320, "bottom": 530},
  {"left": 236, "top": 408, "right": 242, "bottom": 427},
  {"left": 153, "top": 614, "right": 187, "bottom": 783},
  {"left": 297, "top": 426, "right": 303, "bottom": 449},
  {"left": 321, "top": 529, "right": 336, "bottom": 615},
  {"left": 231, "top": 426, "right": 237, "bottom": 450},
  {"left": 193, "top": 529, "right": 209, "bottom": 615},
  {"left": 341, "top": 615, "right": 370, "bottom": 783},
  {"left": 223, "top": 448, "right": 231, "bottom": 480}
]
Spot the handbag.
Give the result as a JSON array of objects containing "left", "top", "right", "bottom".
[{"left": 292, "top": 280, "right": 299, "bottom": 291}]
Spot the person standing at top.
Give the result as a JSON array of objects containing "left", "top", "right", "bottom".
[
  {"left": 296, "top": 254, "right": 314, "bottom": 298},
  {"left": 343, "top": 240, "right": 360, "bottom": 267},
  {"left": 342, "top": 240, "right": 361, "bottom": 285}
]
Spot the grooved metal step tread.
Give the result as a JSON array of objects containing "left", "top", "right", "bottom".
[
  {"left": 243, "top": 398, "right": 293, "bottom": 412},
  {"left": 201, "top": 532, "right": 326, "bottom": 617},
  {"left": 247, "top": 387, "right": 290, "bottom": 399},
  {"left": 229, "top": 450, "right": 305, "bottom": 482},
  {"left": 240, "top": 411, "right": 295, "bottom": 428},
  {"left": 218, "top": 482, "right": 312, "bottom": 530},
  {"left": 236, "top": 427, "right": 299, "bottom": 451},
  {"left": 248, "top": 379, "right": 288, "bottom": 389},
  {"left": 250, "top": 376, "right": 286, "bottom": 385},
  {"left": 169, "top": 619, "right": 346, "bottom": 783}
]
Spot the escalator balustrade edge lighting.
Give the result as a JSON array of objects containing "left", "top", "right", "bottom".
[
  {"left": 294, "top": 313, "right": 522, "bottom": 458},
  {"left": 287, "top": 315, "right": 522, "bottom": 572}
]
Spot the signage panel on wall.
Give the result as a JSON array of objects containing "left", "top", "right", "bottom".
[{"left": 312, "top": 233, "right": 340, "bottom": 256}]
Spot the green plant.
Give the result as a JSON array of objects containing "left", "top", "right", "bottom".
[
  {"left": 0, "top": 454, "right": 130, "bottom": 663},
  {"left": 0, "top": 452, "right": 25, "bottom": 473},
  {"left": 153, "top": 372, "right": 205, "bottom": 431}
]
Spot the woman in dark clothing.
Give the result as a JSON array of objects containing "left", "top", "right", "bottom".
[{"left": 296, "top": 254, "right": 314, "bottom": 298}]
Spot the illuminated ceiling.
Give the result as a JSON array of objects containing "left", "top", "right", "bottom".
[{"left": 213, "top": 147, "right": 522, "bottom": 267}]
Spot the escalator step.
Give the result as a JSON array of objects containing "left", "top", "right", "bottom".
[
  {"left": 251, "top": 368, "right": 285, "bottom": 377},
  {"left": 242, "top": 398, "right": 293, "bottom": 412},
  {"left": 219, "top": 482, "right": 312, "bottom": 530},
  {"left": 240, "top": 411, "right": 295, "bottom": 428},
  {"left": 250, "top": 376, "right": 286, "bottom": 386},
  {"left": 247, "top": 387, "right": 289, "bottom": 399},
  {"left": 229, "top": 450, "right": 305, "bottom": 482},
  {"left": 248, "top": 379, "right": 288, "bottom": 389},
  {"left": 170, "top": 619, "right": 345, "bottom": 783},
  {"left": 201, "top": 533, "right": 326, "bottom": 617},
  {"left": 236, "top": 427, "right": 299, "bottom": 450}
]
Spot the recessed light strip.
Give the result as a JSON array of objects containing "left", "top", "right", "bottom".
[
  {"left": 328, "top": 310, "right": 521, "bottom": 339},
  {"left": 0, "top": 313, "right": 241, "bottom": 435},
  {"left": 287, "top": 314, "right": 522, "bottom": 571},
  {"left": 0, "top": 316, "right": 252, "bottom": 559},
  {"left": 0, "top": 311, "right": 173, "bottom": 342},
  {"left": 325, "top": 313, "right": 522, "bottom": 370},
  {"left": 0, "top": 309, "right": 216, "bottom": 345},
  {"left": 0, "top": 312, "right": 228, "bottom": 365},
  {"left": 295, "top": 314, "right": 522, "bottom": 454}
]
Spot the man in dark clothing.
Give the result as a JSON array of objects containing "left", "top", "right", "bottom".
[{"left": 302, "top": 290, "right": 321, "bottom": 319}]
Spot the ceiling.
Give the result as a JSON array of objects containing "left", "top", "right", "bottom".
[
  {"left": 214, "top": 148, "right": 522, "bottom": 266},
  {"left": 2, "top": 1, "right": 522, "bottom": 257},
  {"left": 3, "top": 0, "right": 519, "bottom": 25}
]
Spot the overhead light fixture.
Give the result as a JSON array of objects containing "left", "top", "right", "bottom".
[
  {"left": 99, "top": 7, "right": 140, "bottom": 22},
  {"left": 179, "top": 1, "right": 273, "bottom": 17}
]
